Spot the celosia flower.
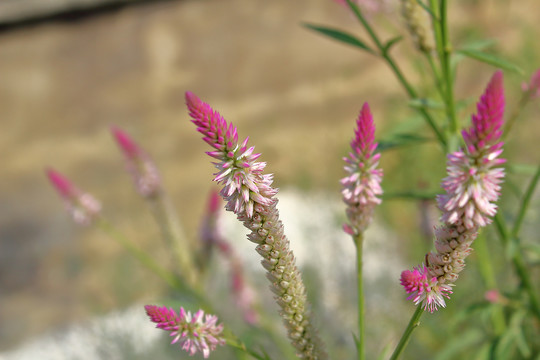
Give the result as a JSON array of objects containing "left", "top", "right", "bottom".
[
  {"left": 145, "top": 305, "right": 225, "bottom": 358},
  {"left": 521, "top": 68, "right": 540, "bottom": 99},
  {"left": 186, "top": 92, "right": 327, "bottom": 359},
  {"left": 46, "top": 168, "right": 101, "bottom": 226},
  {"left": 401, "top": 0, "right": 435, "bottom": 53},
  {"left": 437, "top": 70, "right": 505, "bottom": 230},
  {"left": 401, "top": 71, "right": 506, "bottom": 312},
  {"left": 111, "top": 127, "right": 161, "bottom": 198},
  {"left": 341, "top": 102, "right": 383, "bottom": 235}
]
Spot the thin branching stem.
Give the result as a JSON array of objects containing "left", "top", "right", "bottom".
[{"left": 388, "top": 306, "right": 424, "bottom": 360}]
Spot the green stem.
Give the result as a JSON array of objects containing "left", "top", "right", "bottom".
[
  {"left": 354, "top": 233, "right": 365, "bottom": 360},
  {"left": 493, "top": 214, "right": 540, "bottom": 320},
  {"left": 389, "top": 306, "right": 424, "bottom": 360},
  {"left": 439, "top": 0, "right": 458, "bottom": 148},
  {"left": 503, "top": 92, "right": 530, "bottom": 139},
  {"left": 474, "top": 233, "right": 506, "bottom": 334},
  {"left": 97, "top": 218, "right": 183, "bottom": 291},
  {"left": 345, "top": 0, "right": 447, "bottom": 148},
  {"left": 511, "top": 163, "right": 540, "bottom": 239},
  {"left": 149, "top": 194, "right": 198, "bottom": 287}
]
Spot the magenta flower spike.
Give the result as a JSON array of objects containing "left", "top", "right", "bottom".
[
  {"left": 401, "top": 71, "right": 506, "bottom": 312},
  {"left": 186, "top": 92, "right": 327, "bottom": 359},
  {"left": 111, "top": 127, "right": 161, "bottom": 198},
  {"left": 145, "top": 305, "right": 225, "bottom": 358},
  {"left": 46, "top": 168, "right": 101, "bottom": 226},
  {"left": 341, "top": 102, "right": 383, "bottom": 235}
]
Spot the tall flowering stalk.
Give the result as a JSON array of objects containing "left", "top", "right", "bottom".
[
  {"left": 112, "top": 126, "right": 198, "bottom": 286},
  {"left": 341, "top": 103, "right": 383, "bottom": 360},
  {"left": 46, "top": 168, "right": 102, "bottom": 226},
  {"left": 400, "top": 71, "right": 506, "bottom": 312},
  {"left": 186, "top": 92, "right": 327, "bottom": 359},
  {"left": 145, "top": 305, "right": 225, "bottom": 358},
  {"left": 341, "top": 103, "right": 383, "bottom": 235}
]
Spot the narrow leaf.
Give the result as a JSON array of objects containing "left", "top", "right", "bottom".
[
  {"left": 408, "top": 98, "right": 445, "bottom": 110},
  {"left": 378, "top": 133, "right": 431, "bottom": 151},
  {"left": 415, "top": 0, "right": 438, "bottom": 21},
  {"left": 383, "top": 36, "right": 403, "bottom": 53},
  {"left": 456, "top": 49, "right": 524, "bottom": 74},
  {"left": 303, "top": 23, "right": 375, "bottom": 54}
]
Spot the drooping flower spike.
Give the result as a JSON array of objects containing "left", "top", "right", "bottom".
[
  {"left": 145, "top": 305, "right": 225, "bottom": 358},
  {"left": 401, "top": 71, "right": 506, "bottom": 312},
  {"left": 111, "top": 127, "right": 162, "bottom": 198},
  {"left": 187, "top": 92, "right": 327, "bottom": 359},
  {"left": 46, "top": 168, "right": 101, "bottom": 226},
  {"left": 341, "top": 102, "right": 383, "bottom": 235}
]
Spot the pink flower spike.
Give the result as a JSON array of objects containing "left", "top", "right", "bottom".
[
  {"left": 341, "top": 102, "right": 383, "bottom": 234},
  {"left": 522, "top": 68, "right": 540, "bottom": 99},
  {"left": 111, "top": 127, "right": 161, "bottom": 198},
  {"left": 145, "top": 305, "right": 225, "bottom": 359},
  {"left": 463, "top": 70, "right": 505, "bottom": 152},
  {"left": 46, "top": 168, "right": 101, "bottom": 226}
]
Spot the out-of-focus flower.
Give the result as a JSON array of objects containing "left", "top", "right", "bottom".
[
  {"left": 145, "top": 305, "right": 225, "bottom": 358},
  {"left": 46, "top": 168, "right": 101, "bottom": 226},
  {"left": 341, "top": 102, "right": 383, "bottom": 235},
  {"left": 111, "top": 127, "right": 161, "bottom": 198},
  {"left": 186, "top": 91, "right": 327, "bottom": 359},
  {"left": 521, "top": 68, "right": 540, "bottom": 99},
  {"left": 400, "top": 0, "right": 435, "bottom": 53},
  {"left": 401, "top": 71, "right": 506, "bottom": 312}
]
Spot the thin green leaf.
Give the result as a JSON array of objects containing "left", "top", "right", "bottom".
[
  {"left": 378, "top": 133, "right": 431, "bottom": 151},
  {"left": 456, "top": 49, "right": 524, "bottom": 74},
  {"left": 408, "top": 98, "right": 445, "bottom": 110},
  {"left": 473, "top": 343, "right": 491, "bottom": 360},
  {"left": 434, "top": 328, "right": 484, "bottom": 360},
  {"left": 415, "top": 0, "right": 438, "bottom": 21},
  {"left": 506, "top": 163, "right": 539, "bottom": 176},
  {"left": 382, "top": 191, "right": 440, "bottom": 200},
  {"left": 460, "top": 38, "right": 498, "bottom": 51},
  {"left": 303, "top": 23, "right": 375, "bottom": 54},
  {"left": 383, "top": 36, "right": 403, "bottom": 53}
]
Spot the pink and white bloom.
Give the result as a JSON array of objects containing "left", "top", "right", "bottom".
[
  {"left": 145, "top": 305, "right": 225, "bottom": 358},
  {"left": 437, "top": 70, "right": 505, "bottom": 230},
  {"left": 341, "top": 102, "right": 383, "bottom": 235},
  {"left": 401, "top": 71, "right": 506, "bottom": 312},
  {"left": 46, "top": 168, "right": 101, "bottom": 226},
  {"left": 111, "top": 127, "right": 161, "bottom": 198}
]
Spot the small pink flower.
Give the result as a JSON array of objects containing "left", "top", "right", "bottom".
[
  {"left": 484, "top": 289, "right": 501, "bottom": 303},
  {"left": 145, "top": 305, "right": 225, "bottom": 358},
  {"left": 341, "top": 102, "right": 383, "bottom": 234},
  {"left": 46, "top": 168, "right": 101, "bottom": 226},
  {"left": 522, "top": 68, "right": 540, "bottom": 99},
  {"left": 111, "top": 127, "right": 161, "bottom": 198},
  {"left": 400, "top": 265, "right": 453, "bottom": 313}
]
